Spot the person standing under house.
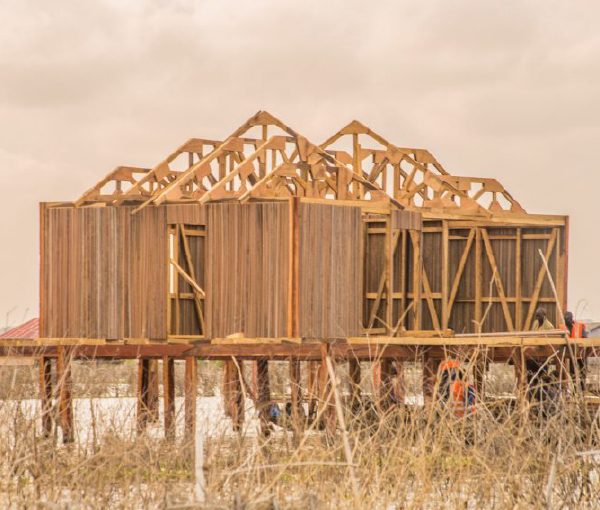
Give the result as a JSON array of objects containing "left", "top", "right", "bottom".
[{"left": 564, "top": 311, "right": 588, "bottom": 392}]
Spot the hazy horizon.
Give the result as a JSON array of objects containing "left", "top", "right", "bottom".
[{"left": 1, "top": 0, "right": 599, "bottom": 328}]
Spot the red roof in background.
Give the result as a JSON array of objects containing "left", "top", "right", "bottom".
[{"left": 0, "top": 318, "right": 39, "bottom": 339}]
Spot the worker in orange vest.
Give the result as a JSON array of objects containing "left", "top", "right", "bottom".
[
  {"left": 564, "top": 311, "right": 588, "bottom": 392},
  {"left": 438, "top": 360, "right": 476, "bottom": 417}
]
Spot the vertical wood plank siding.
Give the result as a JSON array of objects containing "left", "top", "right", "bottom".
[
  {"left": 41, "top": 206, "right": 167, "bottom": 339},
  {"left": 298, "top": 202, "right": 362, "bottom": 338},
  {"left": 206, "top": 202, "right": 290, "bottom": 338}
]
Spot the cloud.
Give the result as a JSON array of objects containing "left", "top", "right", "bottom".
[{"left": 1, "top": 0, "right": 600, "bottom": 319}]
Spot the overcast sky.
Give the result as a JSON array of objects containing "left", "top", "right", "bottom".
[{"left": 1, "top": 0, "right": 599, "bottom": 328}]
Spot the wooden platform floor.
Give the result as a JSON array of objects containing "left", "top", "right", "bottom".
[{"left": 0, "top": 334, "right": 597, "bottom": 361}]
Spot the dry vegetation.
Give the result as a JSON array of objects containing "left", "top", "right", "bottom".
[{"left": 1, "top": 360, "right": 600, "bottom": 508}]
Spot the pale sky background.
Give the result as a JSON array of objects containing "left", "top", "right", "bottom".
[{"left": 1, "top": 0, "right": 599, "bottom": 328}]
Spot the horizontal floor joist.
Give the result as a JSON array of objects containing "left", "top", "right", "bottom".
[{"left": 0, "top": 335, "right": 597, "bottom": 361}]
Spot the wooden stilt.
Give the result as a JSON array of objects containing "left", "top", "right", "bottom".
[
  {"left": 422, "top": 353, "right": 439, "bottom": 405},
  {"left": 473, "top": 357, "right": 486, "bottom": 398},
  {"left": 147, "top": 359, "right": 160, "bottom": 423},
  {"left": 372, "top": 361, "right": 382, "bottom": 397},
  {"left": 348, "top": 358, "right": 361, "bottom": 413},
  {"left": 223, "top": 359, "right": 244, "bottom": 431},
  {"left": 137, "top": 358, "right": 150, "bottom": 434},
  {"left": 163, "top": 356, "right": 175, "bottom": 440},
  {"left": 392, "top": 359, "right": 405, "bottom": 405},
  {"left": 379, "top": 359, "right": 394, "bottom": 409},
  {"left": 289, "top": 358, "right": 304, "bottom": 436},
  {"left": 256, "top": 358, "right": 271, "bottom": 436},
  {"left": 184, "top": 356, "right": 197, "bottom": 444},
  {"left": 318, "top": 344, "right": 336, "bottom": 433},
  {"left": 513, "top": 349, "right": 527, "bottom": 413},
  {"left": 56, "top": 347, "right": 74, "bottom": 443},
  {"left": 307, "top": 361, "right": 319, "bottom": 423},
  {"left": 39, "top": 356, "right": 53, "bottom": 438}
]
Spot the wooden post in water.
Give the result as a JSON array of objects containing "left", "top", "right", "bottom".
[
  {"left": 56, "top": 346, "right": 74, "bottom": 443},
  {"left": 39, "top": 356, "right": 54, "bottom": 438},
  {"left": 163, "top": 356, "right": 175, "bottom": 440}
]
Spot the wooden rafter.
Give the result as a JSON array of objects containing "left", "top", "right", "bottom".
[
  {"left": 321, "top": 120, "right": 525, "bottom": 216},
  {"left": 74, "top": 166, "right": 151, "bottom": 206}
]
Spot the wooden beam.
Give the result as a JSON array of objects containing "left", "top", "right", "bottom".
[
  {"left": 56, "top": 347, "right": 73, "bottom": 443},
  {"left": 523, "top": 228, "right": 558, "bottom": 330},
  {"left": 475, "top": 228, "right": 482, "bottom": 331},
  {"left": 447, "top": 229, "right": 475, "bottom": 321},
  {"left": 256, "top": 358, "right": 271, "bottom": 436},
  {"left": 39, "top": 356, "right": 53, "bottom": 437},
  {"left": 441, "top": 220, "right": 449, "bottom": 329},
  {"left": 223, "top": 359, "right": 244, "bottom": 431},
  {"left": 348, "top": 358, "right": 361, "bottom": 412},
  {"left": 163, "top": 356, "right": 175, "bottom": 440},
  {"left": 422, "top": 353, "right": 439, "bottom": 405},
  {"left": 481, "top": 229, "right": 514, "bottom": 331},
  {"left": 289, "top": 358, "right": 304, "bottom": 437},
  {"left": 137, "top": 358, "right": 150, "bottom": 434},
  {"left": 147, "top": 359, "right": 160, "bottom": 423},
  {"left": 184, "top": 356, "right": 197, "bottom": 444}
]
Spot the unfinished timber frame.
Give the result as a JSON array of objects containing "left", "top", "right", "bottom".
[{"left": 4, "top": 110, "right": 584, "bottom": 440}]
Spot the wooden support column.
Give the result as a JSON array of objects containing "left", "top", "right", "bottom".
[
  {"left": 513, "top": 349, "right": 527, "bottom": 411},
  {"left": 289, "top": 358, "right": 304, "bottom": 435},
  {"left": 137, "top": 358, "right": 150, "bottom": 434},
  {"left": 474, "top": 228, "right": 482, "bottom": 332},
  {"left": 515, "top": 228, "right": 522, "bottom": 330},
  {"left": 147, "top": 359, "right": 160, "bottom": 423},
  {"left": 379, "top": 359, "right": 394, "bottom": 409},
  {"left": 56, "top": 347, "right": 74, "bottom": 443},
  {"left": 307, "top": 361, "right": 319, "bottom": 423},
  {"left": 441, "top": 220, "right": 449, "bottom": 330},
  {"left": 473, "top": 357, "right": 487, "bottom": 398},
  {"left": 410, "top": 230, "right": 422, "bottom": 330},
  {"left": 223, "top": 359, "right": 244, "bottom": 431},
  {"left": 392, "top": 360, "right": 405, "bottom": 405},
  {"left": 184, "top": 356, "right": 197, "bottom": 444},
  {"left": 317, "top": 344, "right": 336, "bottom": 433},
  {"left": 39, "top": 356, "right": 53, "bottom": 437},
  {"left": 422, "top": 352, "right": 440, "bottom": 405},
  {"left": 348, "top": 358, "right": 361, "bottom": 412},
  {"left": 385, "top": 217, "right": 394, "bottom": 333},
  {"left": 256, "top": 358, "right": 271, "bottom": 436},
  {"left": 163, "top": 356, "right": 175, "bottom": 440}
]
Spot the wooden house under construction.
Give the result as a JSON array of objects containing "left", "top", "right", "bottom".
[
  {"left": 11, "top": 110, "right": 582, "bottom": 440},
  {"left": 40, "top": 111, "right": 568, "bottom": 343}
]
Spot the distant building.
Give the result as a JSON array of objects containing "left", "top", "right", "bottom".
[
  {"left": 584, "top": 321, "right": 600, "bottom": 338},
  {"left": 0, "top": 318, "right": 39, "bottom": 339}
]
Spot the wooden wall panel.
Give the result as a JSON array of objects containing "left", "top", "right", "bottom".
[
  {"left": 41, "top": 205, "right": 168, "bottom": 339},
  {"left": 129, "top": 207, "right": 167, "bottom": 339},
  {"left": 205, "top": 202, "right": 290, "bottom": 338},
  {"left": 298, "top": 202, "right": 362, "bottom": 338},
  {"left": 421, "top": 221, "right": 566, "bottom": 334}
]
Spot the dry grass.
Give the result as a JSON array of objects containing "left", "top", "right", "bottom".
[{"left": 1, "top": 360, "right": 599, "bottom": 508}]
